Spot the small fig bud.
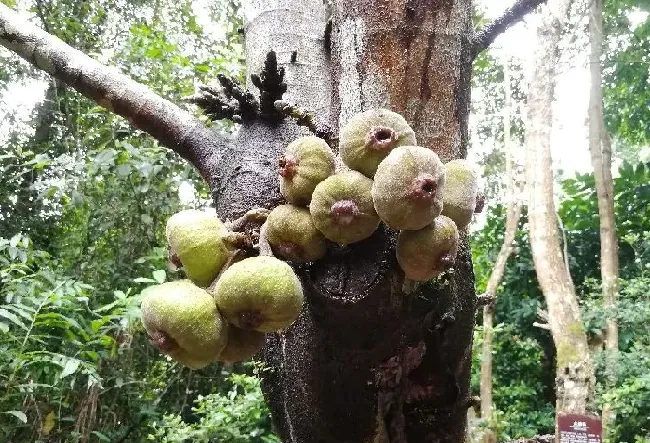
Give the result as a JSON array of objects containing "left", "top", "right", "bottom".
[
  {"left": 339, "top": 108, "right": 417, "bottom": 177},
  {"left": 165, "top": 210, "right": 232, "bottom": 287},
  {"left": 217, "top": 326, "right": 266, "bottom": 363},
  {"left": 266, "top": 205, "right": 327, "bottom": 263},
  {"left": 310, "top": 171, "right": 380, "bottom": 245},
  {"left": 396, "top": 215, "right": 459, "bottom": 282},
  {"left": 279, "top": 136, "right": 336, "bottom": 206},
  {"left": 371, "top": 146, "right": 446, "bottom": 230},
  {"left": 213, "top": 256, "right": 304, "bottom": 333},
  {"left": 141, "top": 281, "right": 228, "bottom": 369},
  {"left": 441, "top": 159, "right": 480, "bottom": 230}
]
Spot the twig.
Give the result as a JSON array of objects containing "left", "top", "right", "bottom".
[
  {"left": 225, "top": 207, "right": 271, "bottom": 232},
  {"left": 533, "top": 322, "right": 551, "bottom": 331},
  {"left": 473, "top": 0, "right": 548, "bottom": 56},
  {"left": 257, "top": 222, "right": 274, "bottom": 257},
  {"left": 186, "top": 73, "right": 259, "bottom": 123},
  {"left": 274, "top": 100, "right": 334, "bottom": 140}
]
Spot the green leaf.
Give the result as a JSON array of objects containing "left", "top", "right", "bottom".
[
  {"left": 0, "top": 322, "right": 9, "bottom": 333},
  {"left": 9, "top": 234, "right": 21, "bottom": 247},
  {"left": 60, "top": 359, "right": 80, "bottom": 379},
  {"left": 92, "top": 431, "right": 112, "bottom": 442},
  {"left": 3, "top": 411, "right": 27, "bottom": 424},
  {"left": 152, "top": 270, "right": 166, "bottom": 284},
  {"left": 0, "top": 308, "right": 28, "bottom": 330}
]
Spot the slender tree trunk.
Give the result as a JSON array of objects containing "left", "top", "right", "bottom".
[
  {"left": 588, "top": 0, "right": 619, "bottom": 435},
  {"left": 525, "top": 0, "right": 594, "bottom": 425},
  {"left": 480, "top": 60, "right": 523, "bottom": 443}
]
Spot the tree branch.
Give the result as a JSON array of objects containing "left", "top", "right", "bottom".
[
  {"left": 0, "top": 4, "right": 225, "bottom": 183},
  {"left": 473, "top": 0, "right": 548, "bottom": 56}
]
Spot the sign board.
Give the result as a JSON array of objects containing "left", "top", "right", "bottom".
[{"left": 557, "top": 413, "right": 602, "bottom": 443}]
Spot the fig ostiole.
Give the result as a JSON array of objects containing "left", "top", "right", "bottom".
[
  {"left": 309, "top": 171, "right": 380, "bottom": 246},
  {"left": 140, "top": 280, "right": 228, "bottom": 369},
  {"left": 212, "top": 256, "right": 304, "bottom": 333},
  {"left": 165, "top": 209, "right": 232, "bottom": 287},
  {"left": 372, "top": 146, "right": 446, "bottom": 231},
  {"left": 441, "top": 159, "right": 480, "bottom": 230},
  {"left": 266, "top": 204, "right": 327, "bottom": 263},
  {"left": 279, "top": 136, "right": 336, "bottom": 206},
  {"left": 339, "top": 108, "right": 417, "bottom": 177},
  {"left": 396, "top": 215, "right": 459, "bottom": 282}
]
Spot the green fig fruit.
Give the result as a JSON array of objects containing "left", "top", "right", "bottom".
[
  {"left": 441, "top": 159, "right": 479, "bottom": 230},
  {"left": 309, "top": 171, "right": 380, "bottom": 245},
  {"left": 141, "top": 280, "right": 228, "bottom": 369},
  {"left": 165, "top": 209, "right": 232, "bottom": 287},
  {"left": 217, "top": 326, "right": 266, "bottom": 363},
  {"left": 213, "top": 256, "right": 304, "bottom": 333},
  {"left": 279, "top": 136, "right": 336, "bottom": 206},
  {"left": 371, "top": 146, "right": 446, "bottom": 230},
  {"left": 339, "top": 108, "right": 417, "bottom": 177},
  {"left": 396, "top": 215, "right": 459, "bottom": 282},
  {"left": 266, "top": 204, "right": 327, "bottom": 262}
]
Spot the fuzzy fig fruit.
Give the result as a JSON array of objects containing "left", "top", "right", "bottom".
[
  {"left": 339, "top": 108, "right": 417, "bottom": 177},
  {"left": 279, "top": 136, "right": 336, "bottom": 206},
  {"left": 441, "top": 159, "right": 480, "bottom": 230},
  {"left": 396, "top": 215, "right": 459, "bottom": 281},
  {"left": 141, "top": 280, "right": 228, "bottom": 369},
  {"left": 213, "top": 256, "right": 304, "bottom": 333},
  {"left": 266, "top": 205, "right": 327, "bottom": 262},
  {"left": 165, "top": 209, "right": 232, "bottom": 287},
  {"left": 217, "top": 326, "right": 266, "bottom": 363},
  {"left": 309, "top": 171, "right": 380, "bottom": 245},
  {"left": 371, "top": 146, "right": 446, "bottom": 230}
]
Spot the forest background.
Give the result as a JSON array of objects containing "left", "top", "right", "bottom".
[{"left": 0, "top": 0, "right": 649, "bottom": 442}]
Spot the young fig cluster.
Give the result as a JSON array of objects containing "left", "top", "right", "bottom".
[
  {"left": 271, "top": 109, "right": 482, "bottom": 282},
  {"left": 335, "top": 108, "right": 482, "bottom": 281},
  {"left": 140, "top": 210, "right": 304, "bottom": 369}
]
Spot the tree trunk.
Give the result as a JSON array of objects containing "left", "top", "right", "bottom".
[
  {"left": 0, "top": 1, "right": 547, "bottom": 440},
  {"left": 588, "top": 0, "right": 619, "bottom": 434},
  {"left": 480, "top": 59, "right": 523, "bottom": 443},
  {"left": 525, "top": 0, "right": 594, "bottom": 424}
]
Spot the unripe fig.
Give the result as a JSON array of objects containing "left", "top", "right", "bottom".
[
  {"left": 213, "top": 256, "right": 304, "bottom": 333},
  {"left": 371, "top": 146, "right": 446, "bottom": 230},
  {"left": 309, "top": 171, "right": 380, "bottom": 245},
  {"left": 217, "top": 326, "right": 266, "bottom": 363},
  {"left": 141, "top": 280, "right": 228, "bottom": 369},
  {"left": 266, "top": 205, "right": 327, "bottom": 262},
  {"left": 279, "top": 136, "right": 336, "bottom": 206},
  {"left": 441, "top": 159, "right": 479, "bottom": 230},
  {"left": 339, "top": 108, "right": 417, "bottom": 177},
  {"left": 166, "top": 209, "right": 232, "bottom": 287},
  {"left": 396, "top": 215, "right": 459, "bottom": 282}
]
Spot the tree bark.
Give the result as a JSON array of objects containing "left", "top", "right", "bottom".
[
  {"left": 480, "top": 59, "right": 523, "bottom": 443},
  {"left": 588, "top": 0, "right": 619, "bottom": 434},
  {"left": 525, "top": 0, "right": 594, "bottom": 425},
  {"left": 0, "top": 1, "right": 547, "bottom": 441}
]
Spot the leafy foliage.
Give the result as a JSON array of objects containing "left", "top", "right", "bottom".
[{"left": 472, "top": 162, "right": 650, "bottom": 441}]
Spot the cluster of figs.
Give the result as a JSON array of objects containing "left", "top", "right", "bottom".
[{"left": 140, "top": 108, "right": 481, "bottom": 369}]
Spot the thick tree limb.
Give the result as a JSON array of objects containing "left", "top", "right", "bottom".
[
  {"left": 473, "top": 0, "right": 548, "bottom": 56},
  {"left": 0, "top": 4, "right": 224, "bottom": 183}
]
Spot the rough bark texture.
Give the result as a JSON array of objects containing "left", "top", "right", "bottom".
[
  {"left": 0, "top": 1, "right": 547, "bottom": 441},
  {"left": 588, "top": 0, "right": 619, "bottom": 433},
  {"left": 480, "top": 60, "right": 522, "bottom": 443},
  {"left": 525, "top": 0, "right": 594, "bottom": 423}
]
